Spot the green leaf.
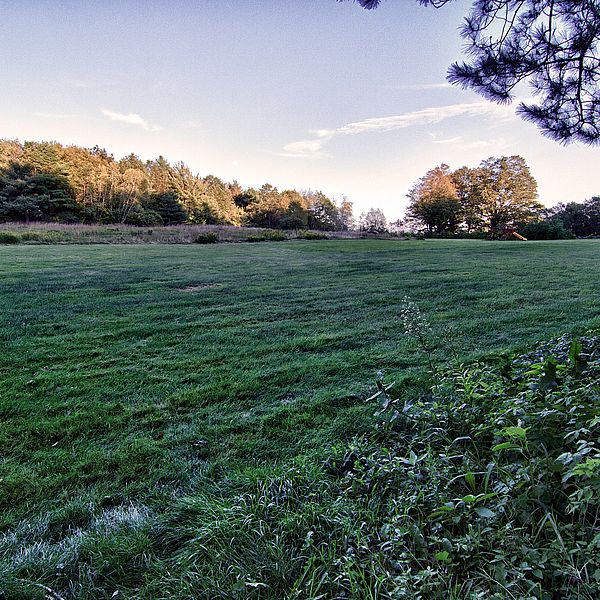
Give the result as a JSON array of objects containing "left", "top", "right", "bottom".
[
  {"left": 503, "top": 426, "right": 527, "bottom": 439},
  {"left": 492, "top": 442, "right": 521, "bottom": 452},
  {"left": 474, "top": 507, "right": 495, "bottom": 518},
  {"left": 569, "top": 339, "right": 588, "bottom": 375},
  {"left": 464, "top": 471, "right": 476, "bottom": 491},
  {"left": 568, "top": 338, "right": 583, "bottom": 363}
]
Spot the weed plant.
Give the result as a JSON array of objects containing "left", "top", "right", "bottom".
[
  {"left": 0, "top": 232, "right": 20, "bottom": 244},
  {"left": 329, "top": 333, "right": 600, "bottom": 599},
  {"left": 193, "top": 232, "right": 219, "bottom": 244}
]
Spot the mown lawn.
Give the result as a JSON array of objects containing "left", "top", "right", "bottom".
[{"left": 1, "top": 239, "right": 599, "bottom": 599}]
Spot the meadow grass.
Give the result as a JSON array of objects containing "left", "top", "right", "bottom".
[
  {"left": 0, "top": 222, "right": 376, "bottom": 244},
  {"left": 1, "top": 239, "right": 599, "bottom": 598}
]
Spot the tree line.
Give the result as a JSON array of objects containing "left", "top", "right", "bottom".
[
  {"left": 2, "top": 141, "right": 597, "bottom": 238},
  {"left": 404, "top": 156, "right": 600, "bottom": 238},
  {"left": 0, "top": 140, "right": 354, "bottom": 231}
]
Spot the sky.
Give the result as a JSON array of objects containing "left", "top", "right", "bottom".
[{"left": 1, "top": 0, "right": 597, "bottom": 220}]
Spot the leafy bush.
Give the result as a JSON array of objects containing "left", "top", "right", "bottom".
[
  {"left": 322, "top": 333, "right": 600, "bottom": 599},
  {"left": 247, "top": 230, "right": 287, "bottom": 242},
  {"left": 296, "top": 230, "right": 329, "bottom": 240},
  {"left": 520, "top": 219, "right": 575, "bottom": 240},
  {"left": 18, "top": 232, "right": 40, "bottom": 241},
  {"left": 0, "top": 232, "right": 20, "bottom": 244},
  {"left": 193, "top": 232, "right": 219, "bottom": 244},
  {"left": 18, "top": 230, "right": 68, "bottom": 244},
  {"left": 150, "top": 333, "right": 597, "bottom": 599}
]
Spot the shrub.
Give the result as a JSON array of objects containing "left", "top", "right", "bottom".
[
  {"left": 296, "top": 230, "right": 328, "bottom": 240},
  {"left": 0, "top": 232, "right": 20, "bottom": 244},
  {"left": 193, "top": 232, "right": 219, "bottom": 244},
  {"left": 19, "top": 232, "right": 41, "bottom": 241},
  {"left": 18, "top": 230, "right": 68, "bottom": 244},
  {"left": 247, "top": 230, "right": 287, "bottom": 242},
  {"left": 520, "top": 219, "right": 575, "bottom": 240},
  {"left": 337, "top": 333, "right": 600, "bottom": 599}
]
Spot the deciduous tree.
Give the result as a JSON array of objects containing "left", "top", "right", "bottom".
[
  {"left": 465, "top": 156, "right": 542, "bottom": 231},
  {"left": 407, "top": 164, "right": 461, "bottom": 233},
  {"left": 548, "top": 196, "right": 600, "bottom": 236},
  {"left": 359, "top": 207, "right": 387, "bottom": 233}
]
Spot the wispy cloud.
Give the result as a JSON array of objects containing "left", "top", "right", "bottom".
[
  {"left": 431, "top": 136, "right": 463, "bottom": 145},
  {"left": 431, "top": 134, "right": 513, "bottom": 150},
  {"left": 101, "top": 109, "right": 162, "bottom": 132},
  {"left": 280, "top": 139, "right": 333, "bottom": 159},
  {"left": 282, "top": 101, "right": 515, "bottom": 158}
]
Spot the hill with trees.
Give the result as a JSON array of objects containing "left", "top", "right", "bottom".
[{"left": 0, "top": 140, "right": 354, "bottom": 231}]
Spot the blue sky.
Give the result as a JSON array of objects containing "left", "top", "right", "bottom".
[{"left": 1, "top": 0, "right": 597, "bottom": 220}]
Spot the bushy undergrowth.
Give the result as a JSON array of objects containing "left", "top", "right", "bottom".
[
  {"left": 0, "top": 232, "right": 20, "bottom": 244},
  {"left": 0, "top": 223, "right": 371, "bottom": 244},
  {"left": 247, "top": 230, "right": 288, "bottom": 242},
  {"left": 321, "top": 334, "right": 599, "bottom": 599},
  {"left": 193, "top": 232, "right": 219, "bottom": 244},
  {"left": 519, "top": 220, "right": 575, "bottom": 240},
  {"left": 148, "top": 334, "right": 598, "bottom": 599}
]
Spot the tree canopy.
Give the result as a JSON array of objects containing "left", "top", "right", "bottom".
[
  {"left": 545, "top": 196, "right": 600, "bottom": 236},
  {"left": 406, "top": 156, "right": 542, "bottom": 233},
  {"left": 407, "top": 164, "right": 461, "bottom": 233},
  {"left": 0, "top": 140, "right": 353, "bottom": 231},
  {"left": 345, "top": 0, "right": 600, "bottom": 145},
  {"left": 359, "top": 207, "right": 387, "bottom": 233}
]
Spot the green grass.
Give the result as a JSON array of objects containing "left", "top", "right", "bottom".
[{"left": 1, "top": 239, "right": 599, "bottom": 598}]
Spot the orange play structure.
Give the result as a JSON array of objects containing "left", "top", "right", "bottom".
[{"left": 500, "top": 227, "right": 528, "bottom": 241}]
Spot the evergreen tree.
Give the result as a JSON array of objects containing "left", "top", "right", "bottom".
[
  {"left": 346, "top": 0, "right": 600, "bottom": 144},
  {"left": 142, "top": 192, "right": 188, "bottom": 225}
]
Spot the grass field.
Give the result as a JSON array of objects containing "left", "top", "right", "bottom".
[{"left": 1, "top": 239, "right": 599, "bottom": 598}]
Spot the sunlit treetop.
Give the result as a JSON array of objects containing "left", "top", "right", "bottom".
[{"left": 344, "top": 0, "right": 600, "bottom": 145}]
